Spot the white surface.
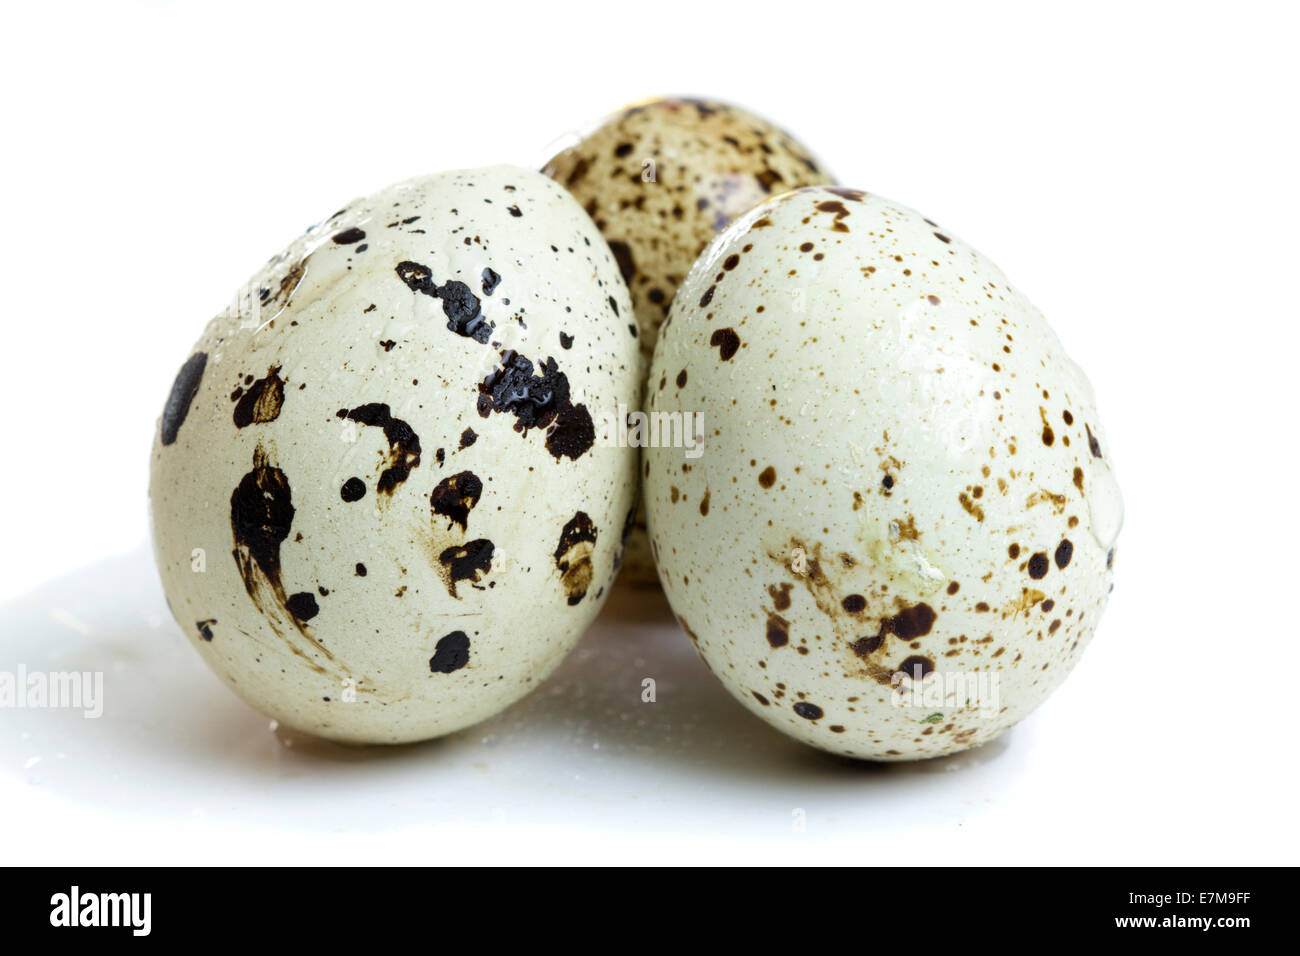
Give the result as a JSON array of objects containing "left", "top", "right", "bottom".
[{"left": 1, "top": 0, "right": 1297, "bottom": 864}]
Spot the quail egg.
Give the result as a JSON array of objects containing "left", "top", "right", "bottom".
[
  {"left": 543, "top": 96, "right": 833, "bottom": 584},
  {"left": 645, "top": 185, "right": 1122, "bottom": 760},
  {"left": 150, "top": 166, "right": 642, "bottom": 744}
]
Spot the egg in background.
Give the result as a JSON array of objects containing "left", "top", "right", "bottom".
[{"left": 543, "top": 97, "right": 834, "bottom": 584}]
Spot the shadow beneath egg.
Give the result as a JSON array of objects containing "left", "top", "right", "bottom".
[
  {"left": 466, "top": 575, "right": 1016, "bottom": 788},
  {"left": 594, "top": 574, "right": 676, "bottom": 623},
  {"left": 0, "top": 546, "right": 1014, "bottom": 817}
]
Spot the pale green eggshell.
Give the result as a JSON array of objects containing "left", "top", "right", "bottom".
[
  {"left": 150, "top": 166, "right": 642, "bottom": 744},
  {"left": 645, "top": 185, "right": 1122, "bottom": 760}
]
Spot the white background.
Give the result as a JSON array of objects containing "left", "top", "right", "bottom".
[{"left": 1, "top": 0, "right": 1296, "bottom": 865}]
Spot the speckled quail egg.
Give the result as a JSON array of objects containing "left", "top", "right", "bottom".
[
  {"left": 543, "top": 96, "right": 834, "bottom": 584},
  {"left": 644, "top": 185, "right": 1122, "bottom": 761},
  {"left": 150, "top": 166, "right": 642, "bottom": 744}
]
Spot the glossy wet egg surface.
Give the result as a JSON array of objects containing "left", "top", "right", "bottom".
[
  {"left": 150, "top": 166, "right": 642, "bottom": 744},
  {"left": 644, "top": 185, "right": 1122, "bottom": 760}
]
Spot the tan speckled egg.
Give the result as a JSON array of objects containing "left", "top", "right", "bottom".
[
  {"left": 150, "top": 166, "right": 641, "bottom": 744},
  {"left": 543, "top": 96, "right": 833, "bottom": 584},
  {"left": 645, "top": 185, "right": 1123, "bottom": 761}
]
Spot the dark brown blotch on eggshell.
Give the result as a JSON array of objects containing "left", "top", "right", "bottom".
[
  {"left": 430, "top": 471, "right": 483, "bottom": 532},
  {"left": 793, "top": 701, "right": 824, "bottom": 720},
  {"left": 477, "top": 351, "right": 595, "bottom": 461},
  {"left": 555, "top": 512, "right": 598, "bottom": 605},
  {"left": 335, "top": 404, "right": 421, "bottom": 495},
  {"left": 438, "top": 540, "right": 494, "bottom": 598},
  {"left": 430, "top": 631, "right": 471, "bottom": 674},
  {"left": 766, "top": 611, "right": 790, "bottom": 648},
  {"left": 160, "top": 352, "right": 207, "bottom": 446},
  {"left": 1028, "top": 552, "right": 1050, "bottom": 579}
]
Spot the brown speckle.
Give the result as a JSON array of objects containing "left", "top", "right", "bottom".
[
  {"left": 1027, "top": 552, "right": 1050, "bottom": 579},
  {"left": 766, "top": 612, "right": 790, "bottom": 648},
  {"left": 793, "top": 701, "right": 823, "bottom": 720},
  {"left": 710, "top": 327, "right": 740, "bottom": 360},
  {"left": 554, "top": 512, "right": 598, "bottom": 606},
  {"left": 1086, "top": 424, "right": 1103, "bottom": 458},
  {"left": 897, "top": 656, "right": 934, "bottom": 679}
]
